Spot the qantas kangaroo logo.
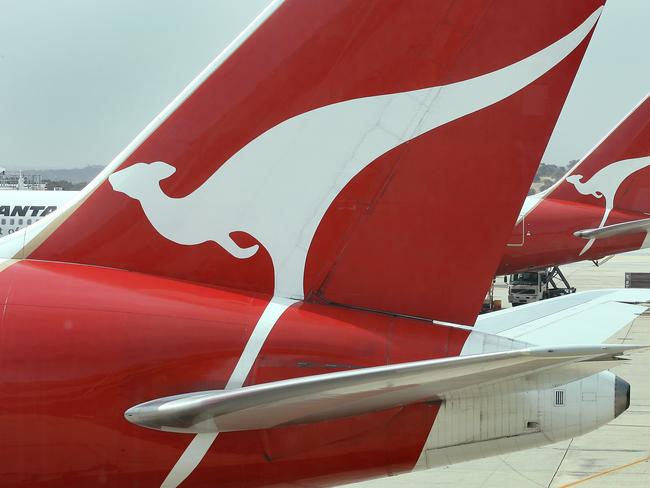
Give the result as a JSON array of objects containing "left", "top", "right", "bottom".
[
  {"left": 109, "top": 9, "right": 598, "bottom": 303},
  {"left": 108, "top": 161, "right": 260, "bottom": 260},
  {"left": 566, "top": 155, "right": 650, "bottom": 255}
]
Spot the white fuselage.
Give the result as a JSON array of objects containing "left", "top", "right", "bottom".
[
  {"left": 415, "top": 324, "right": 620, "bottom": 470},
  {"left": 0, "top": 191, "right": 78, "bottom": 237}
]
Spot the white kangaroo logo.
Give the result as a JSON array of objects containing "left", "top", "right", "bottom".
[
  {"left": 566, "top": 155, "right": 650, "bottom": 255},
  {"left": 108, "top": 161, "right": 259, "bottom": 260},
  {"left": 108, "top": 8, "right": 599, "bottom": 303}
]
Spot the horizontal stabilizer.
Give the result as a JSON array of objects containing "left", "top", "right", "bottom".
[
  {"left": 475, "top": 288, "right": 650, "bottom": 345},
  {"left": 574, "top": 217, "right": 650, "bottom": 240},
  {"left": 125, "top": 344, "right": 640, "bottom": 434}
]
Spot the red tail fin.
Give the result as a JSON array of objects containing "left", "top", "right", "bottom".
[
  {"left": 4, "top": 1, "right": 603, "bottom": 323},
  {"left": 547, "top": 94, "right": 650, "bottom": 218}
]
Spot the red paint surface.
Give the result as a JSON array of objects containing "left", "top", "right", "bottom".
[
  {"left": 0, "top": 260, "right": 466, "bottom": 486},
  {"left": 499, "top": 96, "right": 650, "bottom": 273}
]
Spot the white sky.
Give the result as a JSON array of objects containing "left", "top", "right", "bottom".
[
  {"left": 542, "top": 0, "right": 650, "bottom": 166},
  {"left": 0, "top": 0, "right": 648, "bottom": 169}
]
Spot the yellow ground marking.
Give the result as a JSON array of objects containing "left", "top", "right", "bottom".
[{"left": 559, "top": 454, "right": 650, "bottom": 487}]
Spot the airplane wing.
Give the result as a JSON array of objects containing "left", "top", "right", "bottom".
[
  {"left": 474, "top": 288, "right": 650, "bottom": 345},
  {"left": 125, "top": 344, "right": 638, "bottom": 434},
  {"left": 574, "top": 217, "right": 650, "bottom": 240}
]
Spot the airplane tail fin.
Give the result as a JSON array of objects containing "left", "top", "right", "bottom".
[
  {"left": 0, "top": 1, "right": 603, "bottom": 324},
  {"left": 549, "top": 94, "right": 650, "bottom": 211},
  {"left": 538, "top": 93, "right": 650, "bottom": 254}
]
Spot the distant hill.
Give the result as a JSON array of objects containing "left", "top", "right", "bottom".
[
  {"left": 8, "top": 162, "right": 577, "bottom": 194},
  {"left": 528, "top": 160, "right": 578, "bottom": 195},
  {"left": 20, "top": 165, "right": 103, "bottom": 184}
]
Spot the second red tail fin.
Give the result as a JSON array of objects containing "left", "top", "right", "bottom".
[
  {"left": 549, "top": 94, "right": 650, "bottom": 216},
  {"left": 539, "top": 93, "right": 650, "bottom": 255}
]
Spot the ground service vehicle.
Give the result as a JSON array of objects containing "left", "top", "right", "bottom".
[{"left": 508, "top": 268, "right": 576, "bottom": 305}]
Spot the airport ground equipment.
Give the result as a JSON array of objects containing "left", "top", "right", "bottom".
[
  {"left": 625, "top": 272, "right": 650, "bottom": 288},
  {"left": 508, "top": 267, "right": 575, "bottom": 306}
]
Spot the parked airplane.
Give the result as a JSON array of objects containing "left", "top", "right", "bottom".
[
  {"left": 0, "top": 190, "right": 77, "bottom": 236},
  {"left": 1, "top": 2, "right": 642, "bottom": 487},
  {"left": 499, "top": 93, "right": 650, "bottom": 275}
]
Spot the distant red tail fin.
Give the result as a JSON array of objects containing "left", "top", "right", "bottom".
[
  {"left": 2, "top": 1, "right": 603, "bottom": 323},
  {"left": 548, "top": 94, "right": 650, "bottom": 218}
]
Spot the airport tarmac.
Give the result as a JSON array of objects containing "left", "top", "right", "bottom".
[{"left": 344, "top": 251, "right": 650, "bottom": 488}]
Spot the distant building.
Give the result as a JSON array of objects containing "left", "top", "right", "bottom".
[{"left": 0, "top": 172, "right": 48, "bottom": 191}]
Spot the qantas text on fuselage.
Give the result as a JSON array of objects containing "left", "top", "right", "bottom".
[{"left": 0, "top": 205, "right": 57, "bottom": 218}]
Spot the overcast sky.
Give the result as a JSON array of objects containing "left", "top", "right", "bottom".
[{"left": 0, "top": 0, "right": 648, "bottom": 170}]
